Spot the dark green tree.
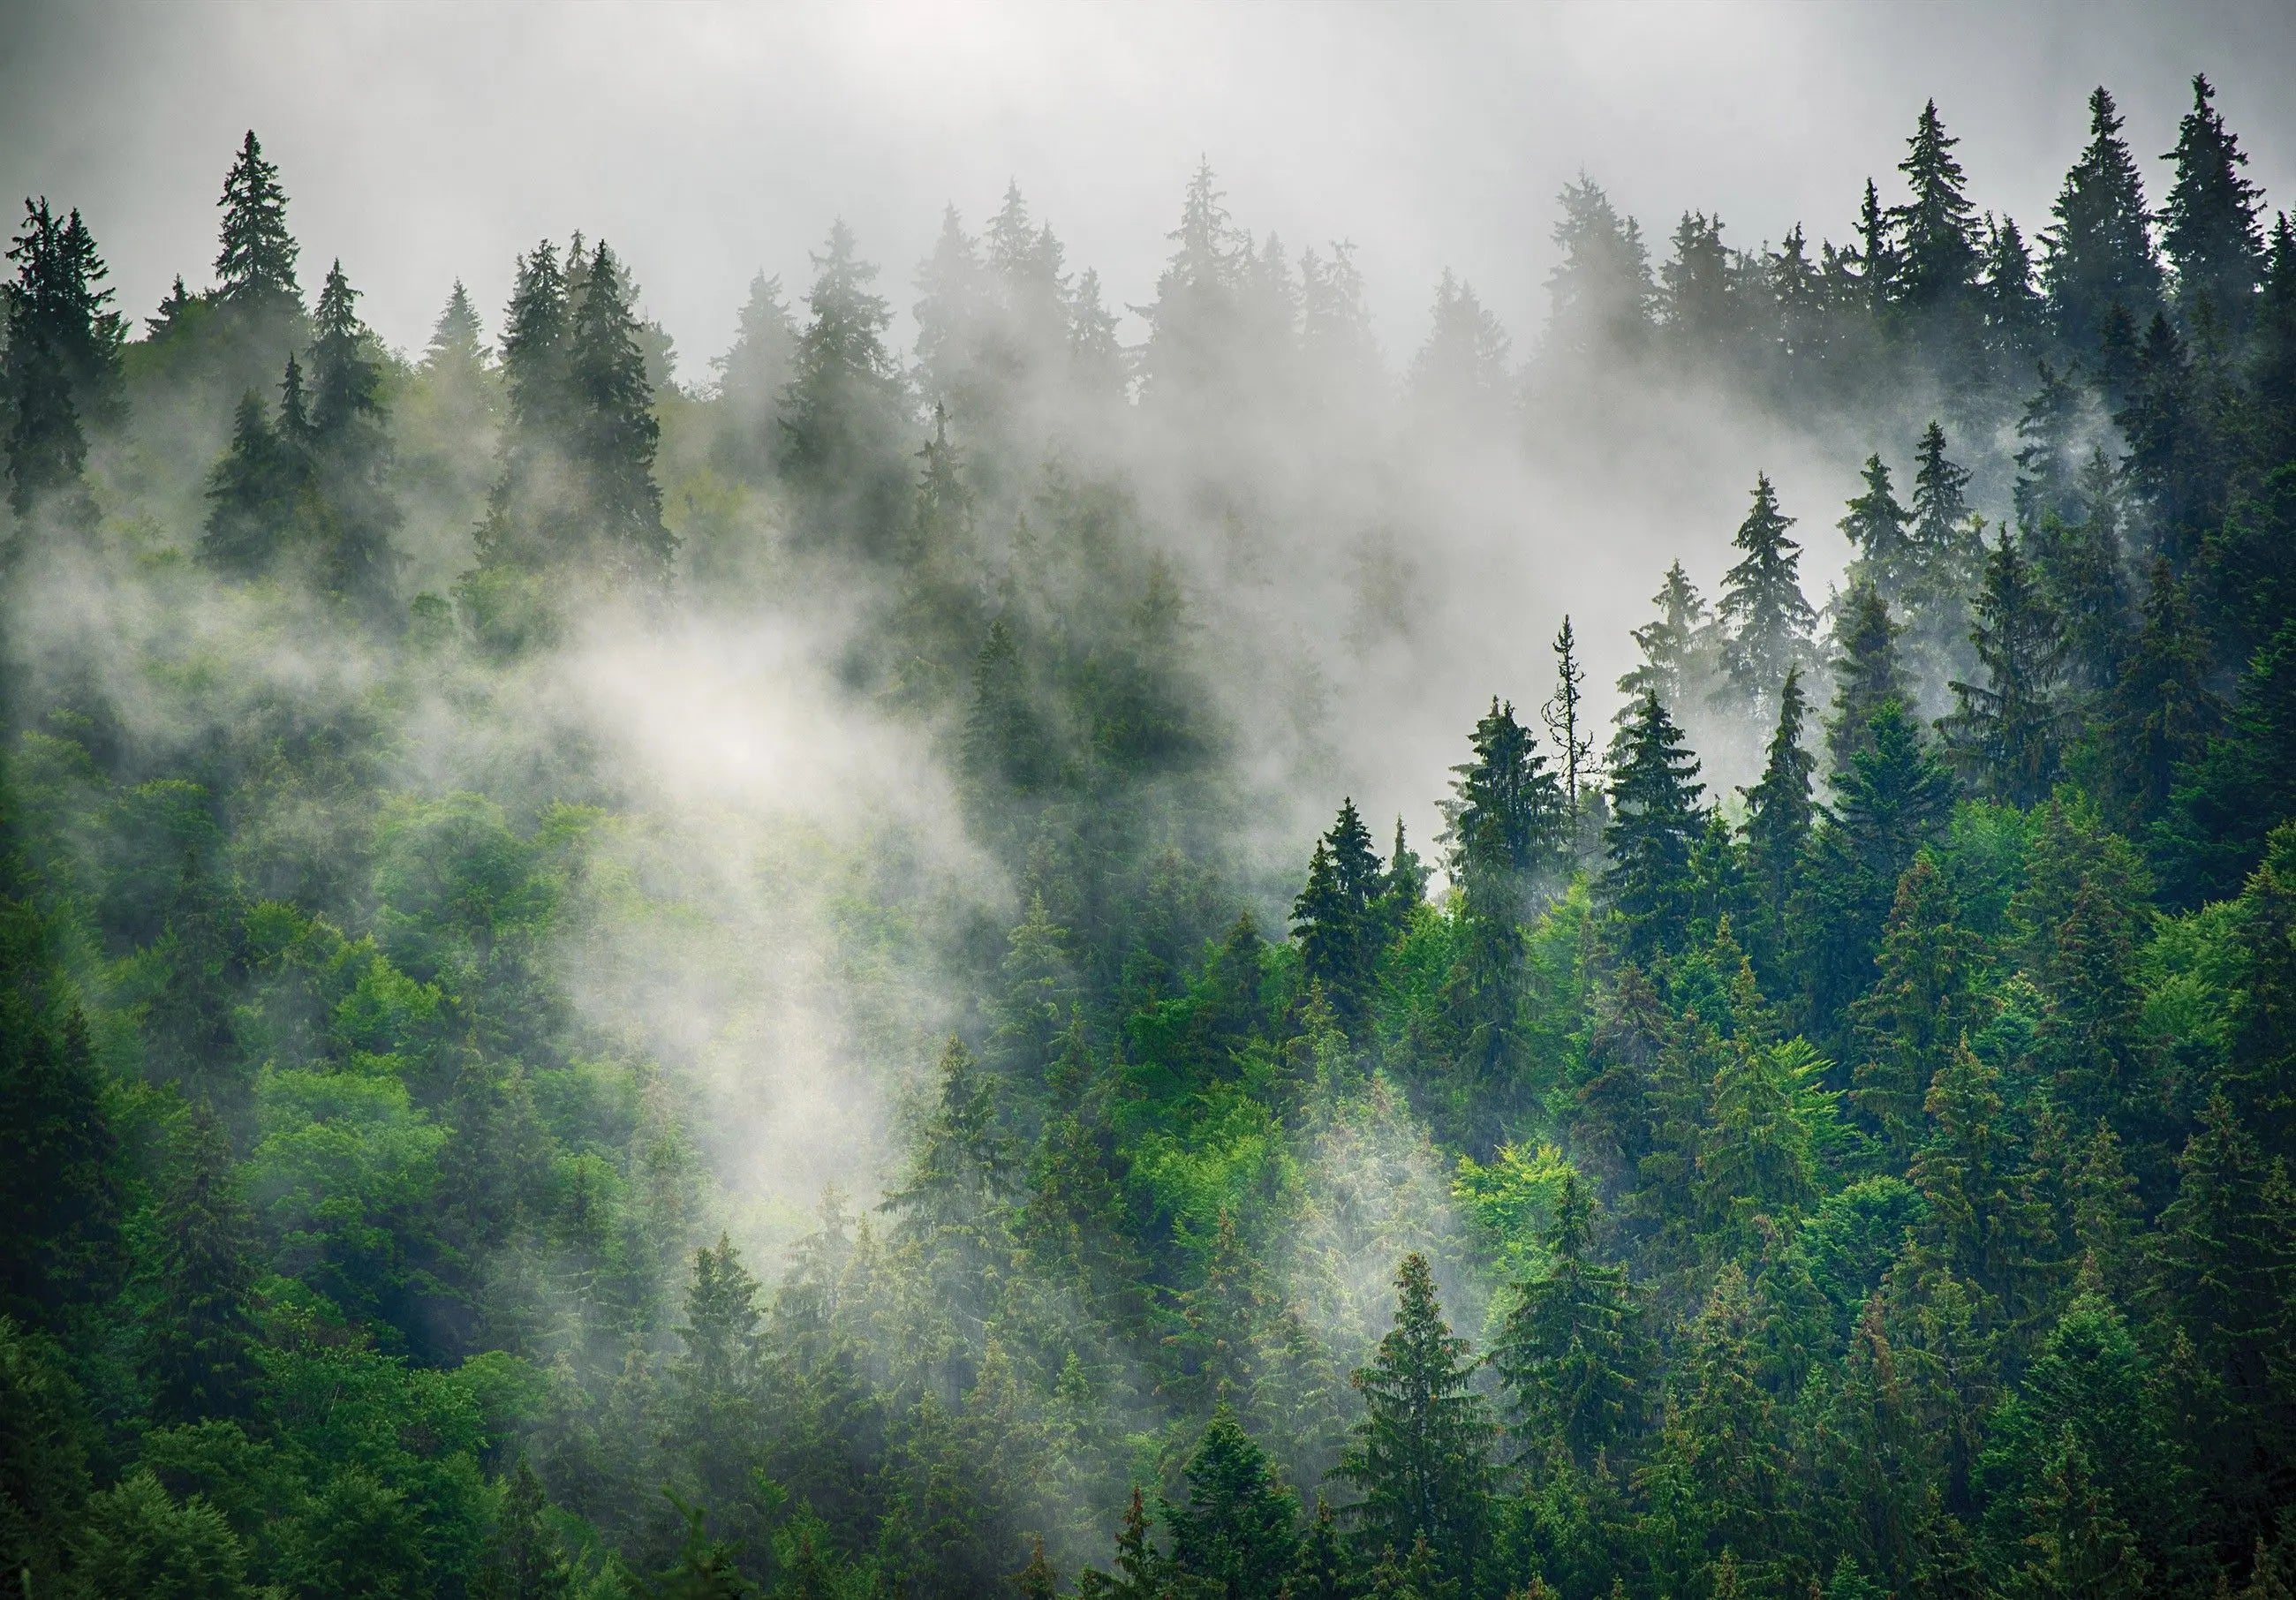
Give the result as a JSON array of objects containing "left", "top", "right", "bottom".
[
  {"left": 1491, "top": 1173, "right": 1648, "bottom": 1472},
  {"left": 0, "top": 1003, "right": 122, "bottom": 1331},
  {"left": 777, "top": 221, "right": 913, "bottom": 555},
  {"left": 1718, "top": 473, "right": 1816, "bottom": 713},
  {"left": 3, "top": 198, "right": 123, "bottom": 518},
  {"left": 567, "top": 240, "right": 672, "bottom": 583},
  {"left": 1839, "top": 454, "right": 1915, "bottom": 607},
  {"left": 1615, "top": 562, "right": 1718, "bottom": 728},
  {"left": 1824, "top": 585, "right": 1907, "bottom": 779},
  {"left": 474, "top": 1462, "right": 576, "bottom": 1600},
  {"left": 1294, "top": 798, "right": 1388, "bottom": 1033},
  {"left": 2013, "top": 362, "right": 2090, "bottom": 536},
  {"left": 306, "top": 260, "right": 403, "bottom": 615},
  {"left": 145, "top": 1102, "right": 260, "bottom": 1426},
  {"left": 1848, "top": 857, "right": 1982, "bottom": 1158},
  {"left": 1439, "top": 699, "right": 1567, "bottom": 901},
  {"left": 2160, "top": 75, "right": 2265, "bottom": 334},
  {"left": 1605, "top": 690, "right": 1706, "bottom": 959},
  {"left": 1740, "top": 667, "right": 1816, "bottom": 966},
  {"left": 2097, "top": 559, "right": 2218, "bottom": 828},
  {"left": 1333, "top": 1254, "right": 1495, "bottom": 1590},
  {"left": 2042, "top": 88, "right": 2161, "bottom": 354},
  {"left": 1940, "top": 531, "right": 2066, "bottom": 806},
  {"left": 1891, "top": 102, "right": 1980, "bottom": 325},
  {"left": 2156, "top": 619, "right": 2296, "bottom": 905},
  {"left": 212, "top": 130, "right": 301, "bottom": 321},
  {"left": 2026, "top": 454, "right": 2129, "bottom": 701},
  {"left": 1165, "top": 1406, "right": 1299, "bottom": 1600}
]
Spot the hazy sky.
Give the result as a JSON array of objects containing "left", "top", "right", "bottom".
[{"left": 6, "top": 0, "right": 2295, "bottom": 380}]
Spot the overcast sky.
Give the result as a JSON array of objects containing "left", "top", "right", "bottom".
[{"left": 5, "top": 0, "right": 2295, "bottom": 381}]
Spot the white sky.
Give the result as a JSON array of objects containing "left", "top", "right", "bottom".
[{"left": 6, "top": 0, "right": 2295, "bottom": 379}]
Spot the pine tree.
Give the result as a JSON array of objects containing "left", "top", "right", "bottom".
[
  {"left": 1540, "top": 616, "right": 1596, "bottom": 828},
  {"left": 1138, "top": 161, "right": 1244, "bottom": 405},
  {"left": 2042, "top": 89, "right": 2161, "bottom": 355},
  {"left": 1979, "top": 213, "right": 2048, "bottom": 379},
  {"left": 1839, "top": 455, "right": 1915, "bottom": 607},
  {"left": 1799, "top": 702, "right": 1958, "bottom": 1041},
  {"left": 2253, "top": 216, "right": 2296, "bottom": 467},
  {"left": 1334, "top": 1254, "right": 1495, "bottom": 1591},
  {"left": 212, "top": 130, "right": 301, "bottom": 321},
  {"left": 714, "top": 271, "right": 797, "bottom": 476},
  {"left": 1892, "top": 102, "right": 1981, "bottom": 325},
  {"left": 3, "top": 198, "right": 123, "bottom": 518},
  {"left": 1907, "top": 1045, "right": 2049, "bottom": 1320},
  {"left": 777, "top": 221, "right": 913, "bottom": 555},
  {"left": 1740, "top": 667, "right": 1816, "bottom": 962},
  {"left": 1542, "top": 177, "right": 1654, "bottom": 365},
  {"left": 2157, "top": 620, "right": 2296, "bottom": 906},
  {"left": 1661, "top": 1264, "right": 1785, "bottom": 1571},
  {"left": 1408, "top": 269, "right": 1511, "bottom": 416},
  {"left": 1824, "top": 585, "right": 1906, "bottom": 778},
  {"left": 1615, "top": 562, "right": 1719, "bottom": 730},
  {"left": 2160, "top": 75, "right": 2265, "bottom": 334},
  {"left": 1718, "top": 474, "right": 1816, "bottom": 713},
  {"left": 1077, "top": 1487, "right": 1168, "bottom": 1600},
  {"left": 1439, "top": 699, "right": 1567, "bottom": 899},
  {"left": 0, "top": 1005, "right": 124, "bottom": 1330},
  {"left": 2117, "top": 309, "right": 2233, "bottom": 574},
  {"left": 1605, "top": 690, "right": 1706, "bottom": 959},
  {"left": 566, "top": 240, "right": 672, "bottom": 583},
  {"left": 145, "top": 1101, "right": 260, "bottom": 1425},
  {"left": 306, "top": 260, "right": 402, "bottom": 615},
  {"left": 1824, "top": 1300, "right": 1921, "bottom": 1587},
  {"left": 1856, "top": 177, "right": 1898, "bottom": 313},
  {"left": 1848, "top": 857, "right": 1981, "bottom": 1158},
  {"left": 2013, "top": 363, "right": 2091, "bottom": 536},
  {"left": 1165, "top": 1406, "right": 1299, "bottom": 1600},
  {"left": 2026, "top": 451, "right": 2129, "bottom": 700},
  {"left": 1492, "top": 1173, "right": 1648, "bottom": 1472},
  {"left": 1284, "top": 1498, "right": 1360, "bottom": 1600},
  {"left": 668, "top": 1234, "right": 767, "bottom": 1525},
  {"left": 475, "top": 1462, "right": 576, "bottom": 1600},
  {"left": 1294, "top": 798, "right": 1388, "bottom": 1032},
  {"left": 1659, "top": 209, "right": 1749, "bottom": 366},
  {"left": 1940, "top": 532, "right": 2066, "bottom": 806}
]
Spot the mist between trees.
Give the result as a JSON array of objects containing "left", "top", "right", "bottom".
[{"left": 5, "top": 75, "right": 2296, "bottom": 1600}]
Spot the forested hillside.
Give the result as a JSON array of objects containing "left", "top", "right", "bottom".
[{"left": 5, "top": 77, "right": 2296, "bottom": 1600}]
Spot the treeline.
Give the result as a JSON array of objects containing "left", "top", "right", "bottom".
[{"left": 1, "top": 73, "right": 2294, "bottom": 1600}]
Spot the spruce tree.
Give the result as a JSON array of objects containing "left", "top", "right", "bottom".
[
  {"left": 2013, "top": 361, "right": 2091, "bottom": 536},
  {"left": 1333, "top": 1254, "right": 1495, "bottom": 1590},
  {"left": 2157, "top": 619, "right": 2296, "bottom": 905},
  {"left": 199, "top": 390, "right": 290, "bottom": 574},
  {"left": 212, "top": 130, "right": 301, "bottom": 321},
  {"left": 1848, "top": 857, "right": 1981, "bottom": 1158},
  {"left": 1740, "top": 667, "right": 1816, "bottom": 962},
  {"left": 1940, "top": 531, "right": 2066, "bottom": 806},
  {"left": 1615, "top": 562, "right": 1718, "bottom": 729},
  {"left": 2099, "top": 560, "right": 2218, "bottom": 828},
  {"left": 713, "top": 271, "right": 797, "bottom": 478},
  {"left": 777, "top": 221, "right": 913, "bottom": 555},
  {"left": 1978, "top": 213, "right": 2047, "bottom": 378},
  {"left": 1542, "top": 177, "right": 1655, "bottom": 365},
  {"left": 2253, "top": 215, "right": 2296, "bottom": 467},
  {"left": 3, "top": 198, "right": 123, "bottom": 518},
  {"left": 1540, "top": 616, "right": 1595, "bottom": 827},
  {"left": 2027, "top": 449, "right": 2130, "bottom": 700},
  {"left": 1165, "top": 1406, "right": 1300, "bottom": 1600},
  {"left": 474, "top": 1462, "right": 576, "bottom": 1600},
  {"left": 145, "top": 1102, "right": 260, "bottom": 1425},
  {"left": 1439, "top": 699, "right": 1567, "bottom": 899},
  {"left": 2160, "top": 75, "right": 2265, "bottom": 334},
  {"left": 0, "top": 1005, "right": 123, "bottom": 1330},
  {"left": 1838, "top": 454, "right": 1915, "bottom": 606},
  {"left": 1293, "top": 798, "right": 1387, "bottom": 1032},
  {"left": 1824, "top": 585, "right": 1906, "bottom": 778},
  {"left": 566, "top": 241, "right": 671, "bottom": 583},
  {"left": 306, "top": 260, "right": 403, "bottom": 615},
  {"left": 1605, "top": 690, "right": 1706, "bottom": 959},
  {"left": 2042, "top": 88, "right": 2162, "bottom": 355},
  {"left": 1892, "top": 102, "right": 1981, "bottom": 327},
  {"left": 1408, "top": 269, "right": 1511, "bottom": 416},
  {"left": 1718, "top": 473, "right": 1816, "bottom": 713},
  {"left": 1492, "top": 1173, "right": 1648, "bottom": 1472},
  {"left": 2117, "top": 310, "right": 2232, "bottom": 573},
  {"left": 1662, "top": 1264, "right": 1785, "bottom": 1573}
]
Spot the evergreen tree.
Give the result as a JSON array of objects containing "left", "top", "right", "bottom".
[
  {"left": 475, "top": 1462, "right": 576, "bottom": 1600},
  {"left": 1293, "top": 798, "right": 1388, "bottom": 1032},
  {"left": 1408, "top": 270, "right": 1510, "bottom": 417},
  {"left": 566, "top": 241, "right": 672, "bottom": 583},
  {"left": 1138, "top": 161, "right": 1245, "bottom": 405},
  {"left": 668, "top": 1235, "right": 767, "bottom": 1531},
  {"left": 2013, "top": 362, "right": 2091, "bottom": 536},
  {"left": 1718, "top": 473, "right": 1816, "bottom": 713},
  {"left": 1165, "top": 1406, "right": 1299, "bottom": 1600},
  {"left": 1333, "top": 1254, "right": 1494, "bottom": 1591},
  {"left": 2026, "top": 453, "right": 2129, "bottom": 701},
  {"left": 2253, "top": 215, "right": 2296, "bottom": 467},
  {"left": 1284, "top": 1498, "right": 1360, "bottom": 1600},
  {"left": 2160, "top": 75, "right": 2266, "bottom": 334},
  {"left": 1849, "top": 857, "right": 1982, "bottom": 1158},
  {"left": 2118, "top": 309, "right": 2233, "bottom": 574},
  {"left": 1615, "top": 562, "right": 1718, "bottom": 731},
  {"left": 1439, "top": 699, "right": 1567, "bottom": 900},
  {"left": 145, "top": 1102, "right": 260, "bottom": 1426},
  {"left": 1839, "top": 454, "right": 1915, "bottom": 607},
  {"left": 1740, "top": 667, "right": 1816, "bottom": 961},
  {"left": 306, "top": 260, "right": 403, "bottom": 615},
  {"left": 1660, "top": 1264, "right": 1786, "bottom": 1573},
  {"left": 1940, "top": 532, "right": 2066, "bottom": 806},
  {"left": 2157, "top": 618, "right": 2296, "bottom": 905},
  {"left": 1659, "top": 209, "right": 1748, "bottom": 366},
  {"left": 1605, "top": 690, "right": 1706, "bottom": 959},
  {"left": 0, "top": 1004, "right": 123, "bottom": 1330},
  {"left": 198, "top": 389, "right": 291, "bottom": 574},
  {"left": 1979, "top": 213, "right": 2048, "bottom": 378},
  {"left": 212, "top": 130, "right": 302, "bottom": 320},
  {"left": 2042, "top": 88, "right": 2161, "bottom": 355},
  {"left": 1542, "top": 177, "right": 1654, "bottom": 365},
  {"left": 1541, "top": 615, "right": 1596, "bottom": 830},
  {"left": 714, "top": 271, "right": 797, "bottom": 476},
  {"left": 1892, "top": 102, "right": 1981, "bottom": 326},
  {"left": 1492, "top": 1173, "right": 1648, "bottom": 1472},
  {"left": 2098, "top": 560, "right": 2218, "bottom": 829},
  {"left": 427, "top": 278, "right": 487, "bottom": 374},
  {"left": 777, "top": 221, "right": 912, "bottom": 555},
  {"left": 2, "top": 198, "right": 123, "bottom": 518},
  {"left": 1824, "top": 585, "right": 1907, "bottom": 778}
]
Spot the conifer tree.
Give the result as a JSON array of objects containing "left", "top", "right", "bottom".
[
  {"left": 306, "top": 260, "right": 403, "bottom": 615},
  {"left": 778, "top": 221, "right": 913, "bottom": 554},
  {"left": 668, "top": 1235, "right": 767, "bottom": 1527},
  {"left": 1848, "top": 857, "right": 1981, "bottom": 1158},
  {"left": 1615, "top": 562, "right": 1718, "bottom": 732},
  {"left": 1718, "top": 473, "right": 1816, "bottom": 713},
  {"left": 1439, "top": 699, "right": 1567, "bottom": 898},
  {"left": 1138, "top": 162, "right": 1244, "bottom": 405},
  {"left": 2098, "top": 562, "right": 2217, "bottom": 829},
  {"left": 1542, "top": 617, "right": 1596, "bottom": 834},
  {"left": 145, "top": 1102, "right": 260, "bottom": 1425},
  {"left": 1839, "top": 454, "right": 1915, "bottom": 606},
  {"left": 1605, "top": 690, "right": 1706, "bottom": 959},
  {"left": 1492, "top": 1173, "right": 1648, "bottom": 1472},
  {"left": 2253, "top": 215, "right": 2296, "bottom": 466},
  {"left": 0, "top": 1004, "right": 123, "bottom": 1330},
  {"left": 1661, "top": 1264, "right": 1785, "bottom": 1573},
  {"left": 1740, "top": 667, "right": 1816, "bottom": 961},
  {"left": 1408, "top": 269, "right": 1511, "bottom": 416},
  {"left": 1907, "top": 1045, "right": 2049, "bottom": 1319},
  {"left": 2158, "top": 619, "right": 2296, "bottom": 906},
  {"left": 714, "top": 271, "right": 797, "bottom": 476},
  {"left": 1294, "top": 798, "right": 1388, "bottom": 1032},
  {"left": 2160, "top": 75, "right": 2265, "bottom": 334},
  {"left": 1542, "top": 177, "right": 1654, "bottom": 365},
  {"left": 2042, "top": 88, "right": 2161, "bottom": 355},
  {"left": 1824, "top": 1299, "right": 1921, "bottom": 1588},
  {"left": 1284, "top": 1498, "right": 1359, "bottom": 1600},
  {"left": 2026, "top": 452, "right": 2129, "bottom": 701},
  {"left": 3, "top": 198, "right": 123, "bottom": 518},
  {"left": 213, "top": 130, "right": 301, "bottom": 319},
  {"left": 1165, "top": 1406, "right": 1299, "bottom": 1600},
  {"left": 475, "top": 1462, "right": 576, "bottom": 1600},
  {"left": 2013, "top": 362, "right": 2091, "bottom": 536},
  {"left": 565, "top": 241, "right": 672, "bottom": 583},
  {"left": 1824, "top": 585, "right": 1906, "bottom": 778},
  {"left": 1978, "top": 213, "right": 2048, "bottom": 377},
  {"left": 1892, "top": 102, "right": 1981, "bottom": 325},
  {"left": 1941, "top": 531, "right": 2066, "bottom": 805},
  {"left": 427, "top": 279, "right": 487, "bottom": 374},
  {"left": 1334, "top": 1254, "right": 1494, "bottom": 1591},
  {"left": 1855, "top": 177, "right": 1898, "bottom": 312},
  {"left": 2117, "top": 309, "right": 2232, "bottom": 573}
]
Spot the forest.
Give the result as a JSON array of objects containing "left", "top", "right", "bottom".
[{"left": 4, "top": 66, "right": 2296, "bottom": 1600}]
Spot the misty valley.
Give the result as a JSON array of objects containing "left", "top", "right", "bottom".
[{"left": 9, "top": 64, "right": 2296, "bottom": 1600}]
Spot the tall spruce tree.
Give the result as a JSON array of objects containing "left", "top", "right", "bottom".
[
  {"left": 212, "top": 130, "right": 301, "bottom": 332},
  {"left": 1892, "top": 101, "right": 1981, "bottom": 332},
  {"left": 2013, "top": 362, "right": 2091, "bottom": 535},
  {"left": 1825, "top": 585, "right": 1907, "bottom": 778},
  {"left": 1333, "top": 1253, "right": 1495, "bottom": 1589},
  {"left": 1741, "top": 666, "right": 1816, "bottom": 965},
  {"left": 1492, "top": 1173, "right": 1648, "bottom": 1472},
  {"left": 1616, "top": 562, "right": 1719, "bottom": 731},
  {"left": 1605, "top": 690, "right": 1706, "bottom": 959},
  {"left": 2160, "top": 75, "right": 2265, "bottom": 335},
  {"left": 1848, "top": 857, "right": 1983, "bottom": 1158},
  {"left": 306, "top": 260, "right": 403, "bottom": 615},
  {"left": 144, "top": 1100, "right": 260, "bottom": 1426},
  {"left": 1439, "top": 699, "right": 1568, "bottom": 898},
  {"left": 1718, "top": 473, "right": 1816, "bottom": 713},
  {"left": 1165, "top": 1407, "right": 1300, "bottom": 1600},
  {"left": 2098, "top": 559, "right": 2219, "bottom": 829},
  {"left": 2043, "top": 88, "right": 2162, "bottom": 356},
  {"left": 1839, "top": 454, "right": 1915, "bottom": 606},
  {"left": 1293, "top": 798, "right": 1388, "bottom": 1032},
  {"left": 564, "top": 241, "right": 672, "bottom": 583},
  {"left": 777, "top": 221, "right": 913, "bottom": 555},
  {"left": 2, "top": 198, "right": 122, "bottom": 519},
  {"left": 1940, "top": 531, "right": 2066, "bottom": 805}
]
